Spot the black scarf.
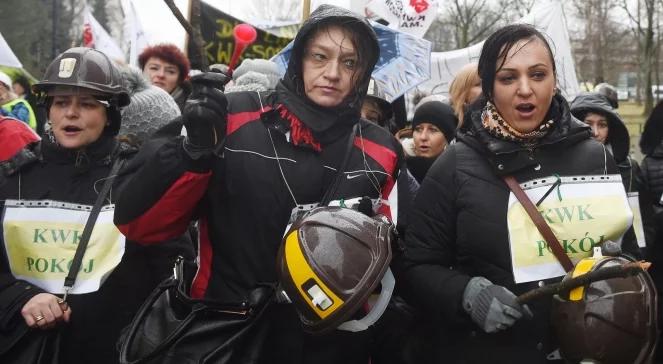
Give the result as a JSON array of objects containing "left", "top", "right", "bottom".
[{"left": 275, "top": 81, "right": 359, "bottom": 146}]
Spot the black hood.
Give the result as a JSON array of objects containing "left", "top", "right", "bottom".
[
  {"left": 570, "top": 92, "right": 629, "bottom": 162},
  {"left": 276, "top": 4, "right": 379, "bottom": 143},
  {"left": 640, "top": 100, "right": 663, "bottom": 156}
]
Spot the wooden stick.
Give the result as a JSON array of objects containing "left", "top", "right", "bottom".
[
  {"left": 164, "top": 0, "right": 208, "bottom": 70},
  {"left": 517, "top": 261, "right": 651, "bottom": 304}
]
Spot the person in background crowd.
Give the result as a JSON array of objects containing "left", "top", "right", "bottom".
[
  {"left": 118, "top": 66, "right": 181, "bottom": 145},
  {"left": 639, "top": 100, "right": 663, "bottom": 361},
  {"left": 394, "top": 95, "right": 450, "bottom": 159},
  {"left": 361, "top": 78, "right": 395, "bottom": 132},
  {"left": 11, "top": 76, "right": 28, "bottom": 99},
  {"left": 0, "top": 47, "right": 193, "bottom": 364},
  {"left": 407, "top": 100, "right": 457, "bottom": 183},
  {"left": 570, "top": 92, "right": 651, "bottom": 253},
  {"left": 12, "top": 74, "right": 47, "bottom": 135},
  {"left": 401, "top": 24, "right": 641, "bottom": 363},
  {"left": 449, "top": 63, "right": 481, "bottom": 128},
  {"left": 594, "top": 82, "right": 619, "bottom": 109},
  {"left": 138, "top": 43, "right": 191, "bottom": 111},
  {"left": 0, "top": 71, "right": 36, "bottom": 130},
  {"left": 114, "top": 5, "right": 412, "bottom": 363},
  {"left": 641, "top": 100, "right": 663, "bottom": 216}
]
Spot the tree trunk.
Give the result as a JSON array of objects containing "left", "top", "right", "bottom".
[{"left": 643, "top": 0, "right": 655, "bottom": 115}]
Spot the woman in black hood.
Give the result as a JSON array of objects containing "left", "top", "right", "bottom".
[
  {"left": 276, "top": 4, "right": 380, "bottom": 143},
  {"left": 114, "top": 4, "right": 412, "bottom": 364}
]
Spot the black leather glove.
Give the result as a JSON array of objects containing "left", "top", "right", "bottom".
[{"left": 182, "top": 70, "right": 229, "bottom": 159}]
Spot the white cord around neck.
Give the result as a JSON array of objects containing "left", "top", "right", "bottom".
[
  {"left": 267, "top": 128, "right": 298, "bottom": 206},
  {"left": 358, "top": 124, "right": 382, "bottom": 195}
]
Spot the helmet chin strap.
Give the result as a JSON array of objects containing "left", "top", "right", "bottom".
[{"left": 336, "top": 267, "right": 395, "bottom": 332}]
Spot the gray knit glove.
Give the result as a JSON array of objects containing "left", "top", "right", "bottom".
[{"left": 462, "top": 277, "right": 533, "bottom": 333}]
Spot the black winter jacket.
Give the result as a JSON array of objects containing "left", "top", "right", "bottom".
[
  {"left": 642, "top": 142, "right": 663, "bottom": 207},
  {"left": 401, "top": 95, "right": 639, "bottom": 363},
  {"left": 0, "top": 135, "right": 193, "bottom": 364},
  {"left": 114, "top": 6, "right": 411, "bottom": 363}
]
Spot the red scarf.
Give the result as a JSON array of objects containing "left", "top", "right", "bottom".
[{"left": 276, "top": 104, "right": 322, "bottom": 152}]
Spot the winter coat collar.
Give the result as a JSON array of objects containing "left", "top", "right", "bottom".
[
  {"left": 41, "top": 133, "right": 118, "bottom": 168},
  {"left": 457, "top": 94, "right": 591, "bottom": 175}
]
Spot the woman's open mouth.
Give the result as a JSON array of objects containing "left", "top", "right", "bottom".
[
  {"left": 515, "top": 103, "right": 536, "bottom": 117},
  {"left": 62, "top": 125, "right": 82, "bottom": 135}
]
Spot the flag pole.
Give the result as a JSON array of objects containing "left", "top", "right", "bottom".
[{"left": 302, "top": 0, "right": 311, "bottom": 21}]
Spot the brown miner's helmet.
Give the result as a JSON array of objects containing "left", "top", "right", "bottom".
[
  {"left": 551, "top": 255, "right": 658, "bottom": 364},
  {"left": 277, "top": 207, "right": 394, "bottom": 335},
  {"left": 33, "top": 47, "right": 130, "bottom": 135}
]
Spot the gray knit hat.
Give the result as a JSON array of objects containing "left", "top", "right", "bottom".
[
  {"left": 226, "top": 71, "right": 273, "bottom": 93},
  {"left": 119, "top": 66, "right": 180, "bottom": 143},
  {"left": 232, "top": 59, "right": 281, "bottom": 89}
]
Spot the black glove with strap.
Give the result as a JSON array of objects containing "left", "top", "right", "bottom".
[{"left": 182, "top": 71, "right": 229, "bottom": 159}]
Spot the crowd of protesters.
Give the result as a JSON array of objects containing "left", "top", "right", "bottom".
[{"left": 0, "top": 4, "right": 662, "bottom": 363}]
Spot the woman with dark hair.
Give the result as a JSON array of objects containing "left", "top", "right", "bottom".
[
  {"left": 0, "top": 47, "right": 193, "bottom": 363},
  {"left": 402, "top": 24, "right": 641, "bottom": 363},
  {"left": 138, "top": 43, "right": 191, "bottom": 111}
]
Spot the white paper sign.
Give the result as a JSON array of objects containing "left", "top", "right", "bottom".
[
  {"left": 3, "top": 200, "right": 125, "bottom": 294},
  {"left": 507, "top": 175, "right": 632, "bottom": 283}
]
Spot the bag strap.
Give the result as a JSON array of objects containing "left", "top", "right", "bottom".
[
  {"left": 320, "top": 123, "right": 359, "bottom": 206},
  {"left": 503, "top": 175, "right": 574, "bottom": 272},
  {"left": 62, "top": 157, "right": 124, "bottom": 297}
]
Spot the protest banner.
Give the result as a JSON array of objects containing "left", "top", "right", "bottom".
[{"left": 192, "top": 1, "right": 292, "bottom": 66}]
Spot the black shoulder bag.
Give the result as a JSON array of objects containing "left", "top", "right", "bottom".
[{"left": 0, "top": 157, "right": 124, "bottom": 364}]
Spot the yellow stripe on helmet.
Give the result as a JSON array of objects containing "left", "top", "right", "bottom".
[
  {"left": 569, "top": 257, "right": 600, "bottom": 301},
  {"left": 284, "top": 230, "right": 344, "bottom": 319}
]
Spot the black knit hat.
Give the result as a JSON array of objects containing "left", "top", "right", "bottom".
[{"left": 412, "top": 101, "right": 458, "bottom": 140}]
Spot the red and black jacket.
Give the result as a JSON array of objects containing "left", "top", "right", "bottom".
[{"left": 115, "top": 90, "right": 409, "bottom": 303}]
